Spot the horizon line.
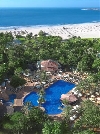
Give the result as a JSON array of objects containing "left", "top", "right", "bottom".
[{"left": 0, "top": 6, "right": 99, "bottom": 8}]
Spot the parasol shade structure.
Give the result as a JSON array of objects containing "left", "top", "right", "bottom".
[{"left": 1, "top": 91, "right": 9, "bottom": 101}]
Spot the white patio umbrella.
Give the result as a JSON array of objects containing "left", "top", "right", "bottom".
[
  {"left": 64, "top": 74, "right": 69, "bottom": 78},
  {"left": 73, "top": 106, "right": 77, "bottom": 110},
  {"left": 78, "top": 93, "right": 82, "bottom": 97},
  {"left": 73, "top": 115, "right": 77, "bottom": 119},
  {"left": 91, "top": 95, "right": 95, "bottom": 98},
  {"left": 70, "top": 117, "right": 74, "bottom": 121},
  {"left": 97, "top": 97, "right": 100, "bottom": 101},
  {"left": 41, "top": 82, "right": 46, "bottom": 84}
]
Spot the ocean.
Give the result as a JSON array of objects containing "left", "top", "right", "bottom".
[{"left": 0, "top": 8, "right": 100, "bottom": 29}]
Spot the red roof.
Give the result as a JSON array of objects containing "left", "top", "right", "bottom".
[{"left": 41, "top": 60, "right": 58, "bottom": 72}]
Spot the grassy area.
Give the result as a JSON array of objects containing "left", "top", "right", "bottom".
[{"left": 18, "top": 37, "right": 26, "bottom": 41}]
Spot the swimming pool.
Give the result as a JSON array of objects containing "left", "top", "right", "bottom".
[
  {"left": 8, "top": 94, "right": 16, "bottom": 103},
  {"left": 0, "top": 94, "right": 16, "bottom": 104},
  {"left": 23, "top": 80, "right": 75, "bottom": 115}
]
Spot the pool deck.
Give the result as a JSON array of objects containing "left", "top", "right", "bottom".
[
  {"left": 4, "top": 71, "right": 88, "bottom": 110},
  {"left": 13, "top": 99, "right": 23, "bottom": 106},
  {"left": 6, "top": 82, "right": 39, "bottom": 106}
]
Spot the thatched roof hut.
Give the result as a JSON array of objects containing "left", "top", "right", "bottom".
[
  {"left": 0, "top": 103, "right": 14, "bottom": 118},
  {"left": 61, "top": 93, "right": 78, "bottom": 103}
]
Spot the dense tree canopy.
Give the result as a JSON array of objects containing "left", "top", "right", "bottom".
[
  {"left": 0, "top": 32, "right": 100, "bottom": 84},
  {"left": 74, "top": 100, "right": 100, "bottom": 132},
  {"left": 10, "top": 75, "right": 26, "bottom": 88},
  {"left": 0, "top": 32, "right": 100, "bottom": 134}
]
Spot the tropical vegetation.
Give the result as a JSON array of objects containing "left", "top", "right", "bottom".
[{"left": 0, "top": 31, "right": 100, "bottom": 133}]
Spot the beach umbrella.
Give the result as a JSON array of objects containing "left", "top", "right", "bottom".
[
  {"left": 78, "top": 93, "right": 82, "bottom": 97},
  {"left": 73, "top": 106, "right": 77, "bottom": 110},
  {"left": 41, "top": 82, "right": 46, "bottom": 84},
  {"left": 76, "top": 110, "right": 79, "bottom": 113},
  {"left": 97, "top": 101, "right": 100, "bottom": 104},
  {"left": 89, "top": 97, "right": 95, "bottom": 101},
  {"left": 70, "top": 116, "right": 74, "bottom": 121},
  {"left": 73, "top": 91, "right": 79, "bottom": 95},
  {"left": 76, "top": 105, "right": 79, "bottom": 108},
  {"left": 63, "top": 74, "right": 69, "bottom": 78},
  {"left": 59, "top": 70, "right": 62, "bottom": 73},
  {"left": 91, "top": 95, "right": 95, "bottom": 98},
  {"left": 73, "top": 115, "right": 77, "bottom": 119},
  {"left": 95, "top": 92, "right": 99, "bottom": 96},
  {"left": 57, "top": 74, "right": 61, "bottom": 77},
  {"left": 97, "top": 97, "right": 100, "bottom": 101}
]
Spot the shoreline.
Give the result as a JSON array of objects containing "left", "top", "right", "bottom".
[
  {"left": 0, "top": 22, "right": 100, "bottom": 29},
  {"left": 0, "top": 22, "right": 100, "bottom": 39}
]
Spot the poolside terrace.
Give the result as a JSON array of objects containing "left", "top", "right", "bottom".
[
  {"left": 0, "top": 71, "right": 81, "bottom": 102},
  {"left": 0, "top": 70, "right": 100, "bottom": 115}
]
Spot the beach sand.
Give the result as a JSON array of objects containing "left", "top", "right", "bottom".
[{"left": 0, "top": 22, "right": 100, "bottom": 39}]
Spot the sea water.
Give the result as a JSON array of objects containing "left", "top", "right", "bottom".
[{"left": 0, "top": 8, "right": 100, "bottom": 29}]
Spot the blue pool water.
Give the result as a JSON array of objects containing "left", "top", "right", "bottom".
[
  {"left": 0, "top": 94, "right": 16, "bottom": 104},
  {"left": 8, "top": 94, "right": 16, "bottom": 103},
  {"left": 24, "top": 80, "right": 75, "bottom": 115}
]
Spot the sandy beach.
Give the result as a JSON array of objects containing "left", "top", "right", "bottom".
[{"left": 0, "top": 22, "right": 100, "bottom": 39}]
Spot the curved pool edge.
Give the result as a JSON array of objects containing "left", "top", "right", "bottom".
[
  {"left": 22, "top": 91, "right": 37, "bottom": 105},
  {"left": 23, "top": 80, "right": 76, "bottom": 115}
]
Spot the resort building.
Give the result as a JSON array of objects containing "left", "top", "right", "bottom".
[{"left": 37, "top": 59, "right": 61, "bottom": 72}]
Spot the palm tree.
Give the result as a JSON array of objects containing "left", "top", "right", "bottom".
[
  {"left": 39, "top": 70, "right": 49, "bottom": 83},
  {"left": 61, "top": 105, "right": 73, "bottom": 122},
  {"left": 22, "top": 101, "right": 33, "bottom": 115},
  {"left": 37, "top": 89, "right": 45, "bottom": 107},
  {"left": 61, "top": 99, "right": 69, "bottom": 106}
]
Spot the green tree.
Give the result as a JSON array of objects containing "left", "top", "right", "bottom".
[
  {"left": 10, "top": 75, "right": 26, "bottom": 89},
  {"left": 76, "top": 75, "right": 97, "bottom": 96},
  {"left": 42, "top": 120, "right": 71, "bottom": 134},
  {"left": 61, "top": 99, "right": 69, "bottom": 106},
  {"left": 28, "top": 107, "right": 49, "bottom": 133},
  {"left": 14, "top": 67, "right": 23, "bottom": 77},
  {"left": 38, "top": 30, "right": 46, "bottom": 37},
  {"left": 2, "top": 112, "right": 28, "bottom": 134},
  {"left": 21, "top": 101, "right": 33, "bottom": 115},
  {"left": 37, "top": 88, "right": 46, "bottom": 107},
  {"left": 61, "top": 105, "right": 73, "bottom": 122},
  {"left": 74, "top": 100, "right": 100, "bottom": 131},
  {"left": 0, "top": 63, "right": 8, "bottom": 84},
  {"left": 73, "top": 129, "right": 96, "bottom": 134},
  {"left": 40, "top": 71, "right": 48, "bottom": 82},
  {"left": 92, "top": 57, "right": 100, "bottom": 73}
]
